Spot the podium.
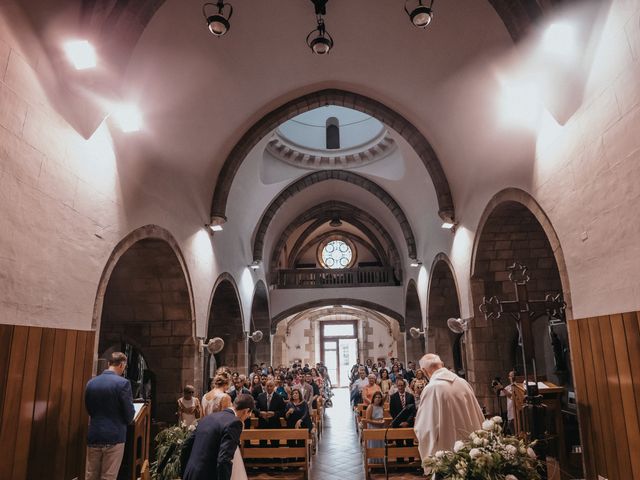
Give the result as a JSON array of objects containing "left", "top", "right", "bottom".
[
  {"left": 118, "top": 402, "right": 151, "bottom": 480},
  {"left": 512, "top": 381, "right": 570, "bottom": 479}
]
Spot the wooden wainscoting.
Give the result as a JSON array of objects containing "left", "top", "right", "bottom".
[
  {"left": 568, "top": 313, "right": 640, "bottom": 480},
  {"left": 0, "top": 324, "right": 95, "bottom": 480}
]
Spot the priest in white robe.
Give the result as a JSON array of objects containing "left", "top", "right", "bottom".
[{"left": 413, "top": 353, "right": 484, "bottom": 466}]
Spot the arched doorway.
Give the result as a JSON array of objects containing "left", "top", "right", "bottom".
[
  {"left": 470, "top": 191, "right": 574, "bottom": 412},
  {"left": 206, "top": 274, "right": 246, "bottom": 386},
  {"left": 249, "top": 280, "right": 271, "bottom": 367},
  {"left": 427, "top": 255, "right": 462, "bottom": 374},
  {"left": 405, "top": 280, "right": 424, "bottom": 365},
  {"left": 97, "top": 231, "right": 195, "bottom": 423}
]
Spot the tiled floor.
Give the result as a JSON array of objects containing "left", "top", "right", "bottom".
[{"left": 247, "top": 388, "right": 423, "bottom": 480}]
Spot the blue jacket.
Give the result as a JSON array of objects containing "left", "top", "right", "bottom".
[
  {"left": 180, "top": 409, "right": 243, "bottom": 480},
  {"left": 85, "top": 370, "right": 135, "bottom": 445}
]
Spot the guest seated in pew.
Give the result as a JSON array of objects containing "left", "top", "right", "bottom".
[
  {"left": 285, "top": 388, "right": 312, "bottom": 454},
  {"left": 362, "top": 374, "right": 382, "bottom": 406},
  {"left": 250, "top": 374, "right": 263, "bottom": 401},
  {"left": 350, "top": 367, "right": 368, "bottom": 405},
  {"left": 275, "top": 374, "right": 290, "bottom": 400},
  {"left": 364, "top": 391, "right": 385, "bottom": 464},
  {"left": 389, "top": 379, "right": 416, "bottom": 461},
  {"left": 255, "top": 380, "right": 286, "bottom": 446}
]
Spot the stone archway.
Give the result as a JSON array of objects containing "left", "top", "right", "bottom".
[
  {"left": 96, "top": 226, "right": 196, "bottom": 423},
  {"left": 207, "top": 274, "right": 247, "bottom": 383},
  {"left": 427, "top": 254, "right": 462, "bottom": 372},
  {"left": 469, "top": 189, "right": 573, "bottom": 413},
  {"left": 249, "top": 280, "right": 271, "bottom": 368},
  {"left": 405, "top": 280, "right": 425, "bottom": 365}
]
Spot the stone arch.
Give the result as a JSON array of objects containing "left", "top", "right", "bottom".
[
  {"left": 206, "top": 273, "right": 247, "bottom": 383},
  {"left": 212, "top": 89, "right": 454, "bottom": 227},
  {"left": 271, "top": 299, "right": 404, "bottom": 333},
  {"left": 253, "top": 170, "right": 417, "bottom": 262},
  {"left": 249, "top": 280, "right": 271, "bottom": 368},
  {"left": 269, "top": 201, "right": 403, "bottom": 281},
  {"left": 468, "top": 188, "right": 573, "bottom": 414},
  {"left": 426, "top": 253, "right": 462, "bottom": 372},
  {"left": 405, "top": 279, "right": 425, "bottom": 365},
  {"left": 94, "top": 225, "right": 196, "bottom": 422}
]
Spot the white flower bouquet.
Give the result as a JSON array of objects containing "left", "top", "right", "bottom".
[{"left": 424, "top": 417, "right": 541, "bottom": 480}]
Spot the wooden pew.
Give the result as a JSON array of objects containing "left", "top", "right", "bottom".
[
  {"left": 361, "top": 428, "right": 421, "bottom": 480},
  {"left": 240, "top": 429, "right": 311, "bottom": 479}
]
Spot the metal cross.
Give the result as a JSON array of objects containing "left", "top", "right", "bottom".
[{"left": 479, "top": 262, "right": 566, "bottom": 369}]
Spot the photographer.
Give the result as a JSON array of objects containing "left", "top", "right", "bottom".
[{"left": 492, "top": 370, "right": 516, "bottom": 434}]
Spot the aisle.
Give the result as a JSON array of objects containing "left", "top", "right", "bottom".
[
  {"left": 248, "top": 388, "right": 423, "bottom": 479},
  {"left": 309, "top": 388, "right": 423, "bottom": 480}
]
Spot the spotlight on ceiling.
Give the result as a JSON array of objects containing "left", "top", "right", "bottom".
[
  {"left": 206, "top": 215, "right": 226, "bottom": 232},
  {"left": 410, "top": 260, "right": 422, "bottom": 268},
  {"left": 329, "top": 217, "right": 342, "bottom": 227},
  {"left": 203, "top": 1, "right": 233, "bottom": 37},
  {"left": 63, "top": 40, "right": 97, "bottom": 70},
  {"left": 249, "top": 260, "right": 261, "bottom": 270},
  {"left": 405, "top": 0, "right": 435, "bottom": 29},
  {"left": 307, "top": 0, "right": 333, "bottom": 55},
  {"left": 111, "top": 104, "right": 142, "bottom": 133}
]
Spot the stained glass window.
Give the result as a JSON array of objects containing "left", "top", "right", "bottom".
[{"left": 321, "top": 239, "right": 353, "bottom": 269}]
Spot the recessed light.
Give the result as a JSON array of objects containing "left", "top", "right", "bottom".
[
  {"left": 63, "top": 40, "right": 97, "bottom": 70},
  {"left": 111, "top": 104, "right": 142, "bottom": 133}
]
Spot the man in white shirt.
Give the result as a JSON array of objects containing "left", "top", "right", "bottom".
[
  {"left": 350, "top": 367, "right": 369, "bottom": 404},
  {"left": 413, "top": 353, "right": 484, "bottom": 469},
  {"left": 494, "top": 370, "right": 516, "bottom": 434}
]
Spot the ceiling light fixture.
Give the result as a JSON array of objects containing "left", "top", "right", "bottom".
[
  {"left": 329, "top": 217, "right": 342, "bottom": 227},
  {"left": 410, "top": 260, "right": 422, "bottom": 268},
  {"left": 206, "top": 215, "right": 226, "bottom": 232},
  {"left": 405, "top": 0, "right": 435, "bottom": 29},
  {"left": 63, "top": 40, "right": 97, "bottom": 70},
  {"left": 111, "top": 104, "right": 142, "bottom": 133},
  {"left": 307, "top": 0, "right": 333, "bottom": 55},
  {"left": 249, "top": 260, "right": 261, "bottom": 270},
  {"left": 203, "top": 1, "right": 233, "bottom": 37}
]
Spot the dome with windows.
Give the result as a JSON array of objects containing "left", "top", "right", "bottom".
[{"left": 266, "top": 105, "right": 397, "bottom": 170}]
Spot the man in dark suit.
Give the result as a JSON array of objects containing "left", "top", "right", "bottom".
[
  {"left": 389, "top": 378, "right": 416, "bottom": 460},
  {"left": 85, "top": 351, "right": 135, "bottom": 480},
  {"left": 255, "top": 379, "right": 286, "bottom": 447},
  {"left": 180, "top": 394, "right": 255, "bottom": 480},
  {"left": 389, "top": 378, "right": 416, "bottom": 427},
  {"left": 229, "top": 374, "right": 251, "bottom": 402}
]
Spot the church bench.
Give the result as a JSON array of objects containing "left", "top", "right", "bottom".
[
  {"left": 240, "top": 429, "right": 311, "bottom": 479},
  {"left": 361, "top": 428, "right": 421, "bottom": 479}
]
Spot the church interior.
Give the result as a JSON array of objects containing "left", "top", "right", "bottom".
[{"left": 1, "top": 0, "right": 639, "bottom": 479}]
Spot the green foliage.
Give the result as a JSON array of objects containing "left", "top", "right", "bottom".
[
  {"left": 150, "top": 423, "right": 194, "bottom": 480},
  {"left": 423, "top": 417, "right": 542, "bottom": 480}
]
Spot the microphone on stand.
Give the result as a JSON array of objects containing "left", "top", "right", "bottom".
[{"left": 383, "top": 404, "right": 416, "bottom": 480}]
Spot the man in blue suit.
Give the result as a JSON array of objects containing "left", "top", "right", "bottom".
[
  {"left": 180, "top": 394, "right": 255, "bottom": 480},
  {"left": 85, "top": 351, "right": 135, "bottom": 480}
]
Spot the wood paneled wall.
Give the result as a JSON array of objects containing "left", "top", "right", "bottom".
[
  {"left": 0, "top": 324, "right": 95, "bottom": 480},
  {"left": 568, "top": 313, "right": 640, "bottom": 480}
]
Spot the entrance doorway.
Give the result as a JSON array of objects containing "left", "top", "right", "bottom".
[{"left": 321, "top": 321, "right": 358, "bottom": 387}]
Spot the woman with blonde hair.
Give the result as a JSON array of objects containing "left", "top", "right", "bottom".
[{"left": 201, "top": 373, "right": 232, "bottom": 415}]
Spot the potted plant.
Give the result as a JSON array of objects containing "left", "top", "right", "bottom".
[{"left": 424, "top": 416, "right": 542, "bottom": 480}]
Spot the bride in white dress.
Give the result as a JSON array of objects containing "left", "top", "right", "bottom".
[{"left": 202, "top": 373, "right": 248, "bottom": 480}]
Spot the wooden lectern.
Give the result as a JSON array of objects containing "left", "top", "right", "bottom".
[
  {"left": 512, "top": 381, "right": 570, "bottom": 480},
  {"left": 118, "top": 401, "right": 151, "bottom": 480}
]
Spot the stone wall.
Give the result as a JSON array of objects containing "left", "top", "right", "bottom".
[{"left": 99, "top": 239, "right": 196, "bottom": 422}]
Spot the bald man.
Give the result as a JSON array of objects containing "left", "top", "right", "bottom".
[{"left": 413, "top": 353, "right": 484, "bottom": 468}]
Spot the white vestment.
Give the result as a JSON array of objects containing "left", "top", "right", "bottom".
[{"left": 413, "top": 368, "right": 484, "bottom": 462}]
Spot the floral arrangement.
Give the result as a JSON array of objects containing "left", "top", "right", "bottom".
[
  {"left": 150, "top": 422, "right": 196, "bottom": 480},
  {"left": 423, "top": 417, "right": 542, "bottom": 480}
]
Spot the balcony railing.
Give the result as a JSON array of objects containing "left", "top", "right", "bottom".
[{"left": 275, "top": 267, "right": 398, "bottom": 289}]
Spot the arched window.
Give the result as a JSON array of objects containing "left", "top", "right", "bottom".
[{"left": 326, "top": 117, "right": 340, "bottom": 149}]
